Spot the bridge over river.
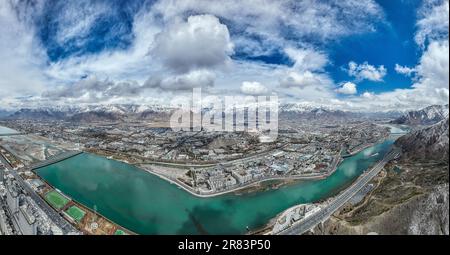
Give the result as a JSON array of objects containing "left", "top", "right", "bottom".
[{"left": 31, "top": 151, "right": 83, "bottom": 170}]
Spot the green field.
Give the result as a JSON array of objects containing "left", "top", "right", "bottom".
[
  {"left": 65, "top": 205, "right": 86, "bottom": 222},
  {"left": 114, "top": 229, "right": 128, "bottom": 235},
  {"left": 44, "top": 190, "right": 70, "bottom": 210}
]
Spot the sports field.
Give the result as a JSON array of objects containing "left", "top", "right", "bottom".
[
  {"left": 114, "top": 229, "right": 128, "bottom": 235},
  {"left": 65, "top": 205, "right": 86, "bottom": 222},
  {"left": 44, "top": 190, "right": 70, "bottom": 210}
]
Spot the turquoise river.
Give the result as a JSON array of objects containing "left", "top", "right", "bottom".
[
  {"left": 35, "top": 136, "right": 398, "bottom": 235},
  {"left": 0, "top": 126, "right": 19, "bottom": 135}
]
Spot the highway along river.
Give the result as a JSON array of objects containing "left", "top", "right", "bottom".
[{"left": 36, "top": 138, "right": 396, "bottom": 234}]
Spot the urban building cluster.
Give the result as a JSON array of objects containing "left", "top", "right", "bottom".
[
  {"left": 272, "top": 204, "right": 322, "bottom": 234},
  {"left": 1, "top": 120, "right": 389, "bottom": 197},
  {"left": 0, "top": 164, "right": 65, "bottom": 235}
]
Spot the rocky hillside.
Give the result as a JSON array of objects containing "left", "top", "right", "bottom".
[
  {"left": 395, "top": 117, "right": 449, "bottom": 162},
  {"left": 313, "top": 116, "right": 449, "bottom": 235},
  {"left": 391, "top": 104, "right": 449, "bottom": 126}
]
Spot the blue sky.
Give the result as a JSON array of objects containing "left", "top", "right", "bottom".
[
  {"left": 0, "top": 0, "right": 448, "bottom": 111},
  {"left": 329, "top": 0, "right": 421, "bottom": 93}
]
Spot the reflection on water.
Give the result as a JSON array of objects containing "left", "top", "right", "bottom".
[
  {"left": 363, "top": 146, "right": 376, "bottom": 157},
  {"left": 341, "top": 160, "right": 358, "bottom": 177}
]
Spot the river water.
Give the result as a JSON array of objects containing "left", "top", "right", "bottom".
[
  {"left": 0, "top": 126, "right": 19, "bottom": 135},
  {"left": 35, "top": 137, "right": 396, "bottom": 234}
]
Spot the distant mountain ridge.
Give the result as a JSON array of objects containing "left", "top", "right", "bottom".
[
  {"left": 2, "top": 104, "right": 174, "bottom": 122},
  {"left": 280, "top": 104, "right": 403, "bottom": 121},
  {"left": 391, "top": 104, "right": 449, "bottom": 126},
  {"left": 0, "top": 103, "right": 411, "bottom": 122},
  {"left": 0, "top": 110, "right": 13, "bottom": 118}
]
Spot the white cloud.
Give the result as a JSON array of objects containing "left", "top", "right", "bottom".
[
  {"left": 273, "top": 0, "right": 448, "bottom": 112},
  {"left": 353, "top": 0, "right": 448, "bottom": 111},
  {"left": 284, "top": 47, "right": 329, "bottom": 72},
  {"left": 336, "top": 82, "right": 357, "bottom": 95},
  {"left": 146, "top": 69, "right": 216, "bottom": 91},
  {"left": 12, "top": 0, "right": 447, "bottom": 112},
  {"left": 1, "top": 0, "right": 386, "bottom": 108},
  {"left": 300, "top": 39, "right": 448, "bottom": 112},
  {"left": 362, "top": 92, "right": 374, "bottom": 99},
  {"left": 41, "top": 75, "right": 151, "bottom": 103},
  {"left": 347, "top": 61, "right": 387, "bottom": 82},
  {"left": 43, "top": 8, "right": 162, "bottom": 84},
  {"left": 414, "top": 40, "right": 449, "bottom": 90},
  {"left": 395, "top": 64, "right": 416, "bottom": 76},
  {"left": 53, "top": 0, "right": 112, "bottom": 45},
  {"left": 278, "top": 46, "right": 334, "bottom": 99},
  {"left": 0, "top": 1, "right": 48, "bottom": 102},
  {"left": 240, "top": 81, "right": 268, "bottom": 95},
  {"left": 279, "top": 71, "right": 332, "bottom": 88},
  {"left": 343, "top": 40, "right": 449, "bottom": 111},
  {"left": 151, "top": 14, "right": 234, "bottom": 74},
  {"left": 415, "top": 0, "right": 449, "bottom": 47},
  {"left": 152, "top": 0, "right": 384, "bottom": 43}
]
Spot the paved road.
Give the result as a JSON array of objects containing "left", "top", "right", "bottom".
[
  {"left": 278, "top": 149, "right": 400, "bottom": 235},
  {"left": 0, "top": 154, "right": 77, "bottom": 234}
]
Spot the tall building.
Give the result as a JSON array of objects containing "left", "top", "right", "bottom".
[
  {"left": 6, "top": 180, "right": 19, "bottom": 214},
  {"left": 17, "top": 197, "right": 38, "bottom": 235}
]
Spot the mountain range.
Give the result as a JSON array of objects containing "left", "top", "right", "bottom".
[
  {"left": 1, "top": 103, "right": 448, "bottom": 124},
  {"left": 0, "top": 103, "right": 406, "bottom": 122},
  {"left": 391, "top": 104, "right": 449, "bottom": 126},
  {"left": 2, "top": 104, "right": 174, "bottom": 122}
]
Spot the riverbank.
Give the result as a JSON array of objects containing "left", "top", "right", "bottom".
[
  {"left": 139, "top": 149, "right": 345, "bottom": 198},
  {"left": 34, "top": 139, "right": 395, "bottom": 234},
  {"left": 136, "top": 146, "right": 346, "bottom": 198},
  {"left": 140, "top": 166, "right": 333, "bottom": 198},
  {"left": 342, "top": 143, "right": 375, "bottom": 158},
  {"left": 342, "top": 131, "right": 393, "bottom": 158},
  {"left": 278, "top": 150, "right": 398, "bottom": 235}
]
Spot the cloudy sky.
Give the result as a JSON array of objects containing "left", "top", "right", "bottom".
[{"left": 0, "top": 0, "right": 448, "bottom": 111}]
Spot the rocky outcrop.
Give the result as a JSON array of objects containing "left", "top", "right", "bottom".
[
  {"left": 315, "top": 184, "right": 449, "bottom": 235},
  {"left": 408, "top": 184, "right": 449, "bottom": 234},
  {"left": 395, "top": 117, "right": 449, "bottom": 162}
]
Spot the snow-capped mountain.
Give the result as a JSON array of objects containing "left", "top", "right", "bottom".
[
  {"left": 2, "top": 104, "right": 174, "bottom": 122},
  {"left": 391, "top": 104, "right": 449, "bottom": 126},
  {"left": 280, "top": 103, "right": 403, "bottom": 121},
  {"left": 2, "top": 103, "right": 406, "bottom": 122},
  {"left": 395, "top": 117, "right": 449, "bottom": 162},
  {"left": 279, "top": 103, "right": 334, "bottom": 113},
  {"left": 0, "top": 109, "right": 13, "bottom": 118}
]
